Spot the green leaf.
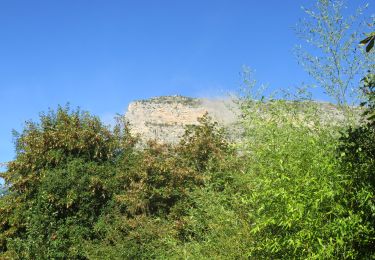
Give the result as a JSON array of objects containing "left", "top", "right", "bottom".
[
  {"left": 359, "top": 35, "right": 372, "bottom": 45},
  {"left": 365, "top": 37, "right": 374, "bottom": 52}
]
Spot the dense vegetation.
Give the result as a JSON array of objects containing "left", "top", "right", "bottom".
[
  {"left": 0, "top": 1, "right": 374, "bottom": 258},
  {"left": 0, "top": 75, "right": 373, "bottom": 258}
]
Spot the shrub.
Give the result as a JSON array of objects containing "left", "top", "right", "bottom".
[{"left": 238, "top": 99, "right": 368, "bottom": 258}]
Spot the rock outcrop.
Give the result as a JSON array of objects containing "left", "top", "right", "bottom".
[
  {"left": 125, "top": 95, "right": 239, "bottom": 143},
  {"left": 125, "top": 95, "right": 358, "bottom": 144}
]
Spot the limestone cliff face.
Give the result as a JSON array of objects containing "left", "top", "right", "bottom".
[
  {"left": 124, "top": 96, "right": 239, "bottom": 143},
  {"left": 124, "top": 95, "right": 356, "bottom": 144}
]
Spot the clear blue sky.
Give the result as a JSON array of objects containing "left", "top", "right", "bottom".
[{"left": 0, "top": 0, "right": 372, "bottom": 167}]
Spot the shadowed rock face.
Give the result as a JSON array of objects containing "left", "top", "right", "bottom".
[{"left": 125, "top": 95, "right": 240, "bottom": 144}]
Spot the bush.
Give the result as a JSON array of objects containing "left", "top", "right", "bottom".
[{"left": 237, "top": 99, "right": 369, "bottom": 259}]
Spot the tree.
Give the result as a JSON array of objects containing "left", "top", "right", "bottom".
[
  {"left": 0, "top": 106, "right": 124, "bottom": 258},
  {"left": 232, "top": 68, "right": 375, "bottom": 258},
  {"left": 83, "top": 114, "right": 232, "bottom": 259},
  {"left": 337, "top": 73, "right": 375, "bottom": 258},
  {"left": 295, "top": 0, "right": 373, "bottom": 106}
]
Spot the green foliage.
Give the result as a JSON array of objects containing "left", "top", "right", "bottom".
[
  {"left": 1, "top": 0, "right": 374, "bottom": 257},
  {"left": 1, "top": 83, "right": 375, "bottom": 258},
  {"left": 337, "top": 73, "right": 375, "bottom": 258},
  {"left": 231, "top": 69, "right": 374, "bottom": 258},
  {"left": 0, "top": 106, "right": 122, "bottom": 258},
  {"left": 294, "top": 0, "right": 373, "bottom": 106},
  {"left": 241, "top": 100, "right": 336, "bottom": 258},
  {"left": 178, "top": 113, "right": 231, "bottom": 173},
  {"left": 360, "top": 31, "right": 375, "bottom": 53},
  {"left": 81, "top": 112, "right": 232, "bottom": 259},
  {"left": 361, "top": 73, "right": 375, "bottom": 121},
  {"left": 2, "top": 0, "right": 374, "bottom": 257},
  {"left": 0, "top": 97, "right": 374, "bottom": 259}
]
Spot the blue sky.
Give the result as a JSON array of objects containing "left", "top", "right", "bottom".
[{"left": 0, "top": 0, "right": 372, "bottom": 168}]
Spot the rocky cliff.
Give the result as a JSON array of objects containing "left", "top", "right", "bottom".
[
  {"left": 124, "top": 95, "right": 355, "bottom": 144},
  {"left": 125, "top": 95, "right": 240, "bottom": 143}
]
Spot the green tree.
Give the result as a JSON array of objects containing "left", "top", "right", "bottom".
[
  {"left": 83, "top": 114, "right": 233, "bottom": 259},
  {"left": 338, "top": 73, "right": 375, "bottom": 257},
  {"left": 234, "top": 72, "right": 373, "bottom": 258},
  {"left": 295, "top": 0, "right": 373, "bottom": 106},
  {"left": 0, "top": 106, "right": 125, "bottom": 258}
]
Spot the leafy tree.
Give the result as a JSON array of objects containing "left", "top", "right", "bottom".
[
  {"left": 294, "top": 0, "right": 373, "bottom": 106},
  {"left": 361, "top": 73, "right": 375, "bottom": 120},
  {"left": 233, "top": 72, "right": 373, "bottom": 258},
  {"left": 83, "top": 114, "right": 233, "bottom": 259},
  {"left": 177, "top": 113, "right": 230, "bottom": 173},
  {"left": 338, "top": 73, "right": 375, "bottom": 258},
  {"left": 0, "top": 106, "right": 124, "bottom": 258},
  {"left": 0, "top": 104, "right": 234, "bottom": 259}
]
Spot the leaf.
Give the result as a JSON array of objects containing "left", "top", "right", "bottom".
[
  {"left": 359, "top": 35, "right": 372, "bottom": 45},
  {"left": 366, "top": 37, "right": 374, "bottom": 52}
]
